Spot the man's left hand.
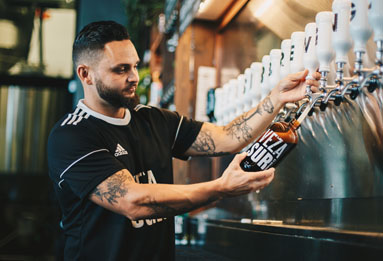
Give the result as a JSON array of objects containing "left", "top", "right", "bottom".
[{"left": 272, "top": 69, "right": 321, "bottom": 104}]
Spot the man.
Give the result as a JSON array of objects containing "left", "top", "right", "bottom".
[{"left": 47, "top": 21, "right": 320, "bottom": 260}]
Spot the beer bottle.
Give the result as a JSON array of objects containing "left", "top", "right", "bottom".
[{"left": 240, "top": 119, "right": 301, "bottom": 171}]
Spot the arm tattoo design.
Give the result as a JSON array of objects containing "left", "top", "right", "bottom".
[
  {"left": 91, "top": 170, "right": 133, "bottom": 204},
  {"left": 262, "top": 96, "right": 274, "bottom": 114},
  {"left": 223, "top": 103, "right": 263, "bottom": 142},
  {"left": 223, "top": 114, "right": 252, "bottom": 142},
  {"left": 191, "top": 129, "right": 229, "bottom": 156}
]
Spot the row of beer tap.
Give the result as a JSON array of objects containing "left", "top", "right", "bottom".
[{"left": 213, "top": 0, "right": 383, "bottom": 127}]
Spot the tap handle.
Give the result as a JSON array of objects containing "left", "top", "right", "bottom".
[
  {"left": 316, "top": 11, "right": 335, "bottom": 73},
  {"left": 303, "top": 23, "right": 319, "bottom": 77},
  {"left": 261, "top": 55, "right": 271, "bottom": 100},
  {"left": 280, "top": 39, "right": 291, "bottom": 79},
  {"left": 269, "top": 49, "right": 282, "bottom": 89},
  {"left": 244, "top": 68, "right": 252, "bottom": 94},
  {"left": 290, "top": 32, "right": 305, "bottom": 73},
  {"left": 250, "top": 62, "right": 263, "bottom": 105},
  {"left": 332, "top": 0, "right": 353, "bottom": 64},
  {"left": 350, "top": 0, "right": 372, "bottom": 53}
]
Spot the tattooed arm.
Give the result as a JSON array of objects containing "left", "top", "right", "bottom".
[
  {"left": 90, "top": 155, "right": 274, "bottom": 220},
  {"left": 186, "top": 94, "right": 281, "bottom": 156},
  {"left": 185, "top": 70, "right": 321, "bottom": 156}
]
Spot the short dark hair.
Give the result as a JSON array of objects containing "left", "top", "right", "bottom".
[{"left": 72, "top": 21, "right": 130, "bottom": 67}]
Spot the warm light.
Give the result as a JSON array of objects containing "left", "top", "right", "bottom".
[
  {"left": 0, "top": 20, "right": 18, "bottom": 49},
  {"left": 254, "top": 0, "right": 274, "bottom": 18},
  {"left": 198, "top": 0, "right": 208, "bottom": 13}
]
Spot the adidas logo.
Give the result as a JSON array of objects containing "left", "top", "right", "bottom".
[{"left": 114, "top": 144, "right": 128, "bottom": 157}]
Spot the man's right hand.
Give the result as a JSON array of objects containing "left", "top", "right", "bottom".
[{"left": 218, "top": 152, "right": 275, "bottom": 197}]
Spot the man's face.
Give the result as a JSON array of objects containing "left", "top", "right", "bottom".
[{"left": 92, "top": 39, "right": 140, "bottom": 109}]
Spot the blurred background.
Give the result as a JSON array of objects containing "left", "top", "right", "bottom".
[{"left": 0, "top": 0, "right": 382, "bottom": 260}]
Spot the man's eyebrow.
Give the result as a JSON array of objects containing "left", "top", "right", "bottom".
[{"left": 112, "top": 60, "right": 140, "bottom": 68}]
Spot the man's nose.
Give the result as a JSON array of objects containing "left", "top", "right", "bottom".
[{"left": 127, "top": 71, "right": 139, "bottom": 83}]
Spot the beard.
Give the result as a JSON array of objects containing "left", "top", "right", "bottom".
[{"left": 95, "top": 78, "right": 139, "bottom": 110}]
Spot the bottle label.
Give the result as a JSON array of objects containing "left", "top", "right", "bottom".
[{"left": 242, "top": 128, "right": 292, "bottom": 171}]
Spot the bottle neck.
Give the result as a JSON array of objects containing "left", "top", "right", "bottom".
[{"left": 290, "top": 118, "right": 301, "bottom": 130}]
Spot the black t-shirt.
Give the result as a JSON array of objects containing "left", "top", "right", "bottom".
[{"left": 47, "top": 100, "right": 202, "bottom": 261}]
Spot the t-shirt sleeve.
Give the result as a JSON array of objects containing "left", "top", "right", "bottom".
[
  {"left": 157, "top": 108, "right": 203, "bottom": 160},
  {"left": 47, "top": 125, "right": 124, "bottom": 199}
]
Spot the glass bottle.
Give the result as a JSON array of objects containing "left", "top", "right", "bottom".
[{"left": 240, "top": 119, "right": 301, "bottom": 171}]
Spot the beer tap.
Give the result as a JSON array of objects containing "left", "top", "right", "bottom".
[
  {"left": 269, "top": 49, "right": 284, "bottom": 121},
  {"left": 236, "top": 74, "right": 245, "bottom": 117},
  {"left": 260, "top": 55, "right": 271, "bottom": 100},
  {"left": 295, "top": 92, "right": 326, "bottom": 119},
  {"left": 316, "top": 11, "right": 342, "bottom": 111},
  {"left": 332, "top": 0, "right": 353, "bottom": 83},
  {"left": 289, "top": 32, "right": 307, "bottom": 116},
  {"left": 280, "top": 39, "right": 291, "bottom": 79},
  {"left": 366, "top": 0, "right": 383, "bottom": 93},
  {"left": 336, "top": 0, "right": 377, "bottom": 102},
  {"left": 283, "top": 103, "right": 298, "bottom": 122},
  {"left": 369, "top": 0, "right": 383, "bottom": 69},
  {"left": 269, "top": 49, "right": 282, "bottom": 89},
  {"left": 243, "top": 68, "right": 253, "bottom": 113},
  {"left": 350, "top": 0, "right": 373, "bottom": 78},
  {"left": 326, "top": 0, "right": 354, "bottom": 107},
  {"left": 303, "top": 23, "right": 319, "bottom": 96},
  {"left": 316, "top": 11, "right": 335, "bottom": 91},
  {"left": 250, "top": 62, "right": 263, "bottom": 108},
  {"left": 290, "top": 32, "right": 305, "bottom": 74}
]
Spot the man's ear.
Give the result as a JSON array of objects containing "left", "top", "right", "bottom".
[{"left": 77, "top": 64, "right": 93, "bottom": 85}]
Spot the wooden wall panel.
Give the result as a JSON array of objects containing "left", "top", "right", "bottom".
[{"left": 173, "top": 21, "right": 216, "bottom": 185}]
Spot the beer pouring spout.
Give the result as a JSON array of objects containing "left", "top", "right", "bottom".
[
  {"left": 284, "top": 103, "right": 298, "bottom": 122},
  {"left": 295, "top": 101, "right": 309, "bottom": 120},
  {"left": 296, "top": 93, "right": 324, "bottom": 120},
  {"left": 357, "top": 71, "right": 382, "bottom": 93},
  {"left": 319, "top": 86, "right": 339, "bottom": 111}
]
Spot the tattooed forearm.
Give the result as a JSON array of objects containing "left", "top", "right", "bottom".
[
  {"left": 223, "top": 103, "right": 263, "bottom": 142},
  {"left": 191, "top": 129, "right": 229, "bottom": 156},
  {"left": 243, "top": 104, "right": 263, "bottom": 120},
  {"left": 91, "top": 170, "right": 133, "bottom": 204},
  {"left": 223, "top": 96, "right": 274, "bottom": 142},
  {"left": 145, "top": 199, "right": 180, "bottom": 216},
  {"left": 262, "top": 96, "right": 274, "bottom": 114},
  {"left": 145, "top": 195, "right": 218, "bottom": 217},
  {"left": 223, "top": 114, "right": 252, "bottom": 142}
]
